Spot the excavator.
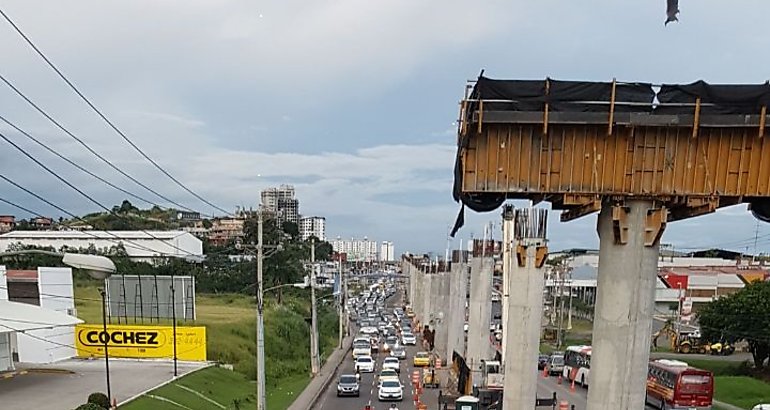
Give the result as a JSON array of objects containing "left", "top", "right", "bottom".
[{"left": 651, "top": 321, "right": 734, "bottom": 355}]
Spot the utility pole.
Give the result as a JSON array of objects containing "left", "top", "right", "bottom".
[
  {"left": 310, "top": 238, "right": 320, "bottom": 376},
  {"left": 256, "top": 209, "right": 267, "bottom": 410},
  {"left": 338, "top": 258, "right": 344, "bottom": 349}
]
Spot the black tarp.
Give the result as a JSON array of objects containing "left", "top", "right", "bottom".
[
  {"left": 655, "top": 80, "right": 770, "bottom": 115},
  {"left": 470, "top": 76, "right": 655, "bottom": 113}
]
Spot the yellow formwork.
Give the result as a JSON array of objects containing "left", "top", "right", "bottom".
[{"left": 460, "top": 123, "right": 770, "bottom": 220}]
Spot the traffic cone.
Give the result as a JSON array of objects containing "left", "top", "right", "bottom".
[
  {"left": 570, "top": 377, "right": 576, "bottom": 393},
  {"left": 559, "top": 400, "right": 569, "bottom": 410},
  {"left": 557, "top": 374, "right": 562, "bottom": 385},
  {"left": 542, "top": 367, "right": 548, "bottom": 378}
]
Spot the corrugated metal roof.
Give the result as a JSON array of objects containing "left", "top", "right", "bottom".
[
  {"left": 0, "top": 300, "right": 82, "bottom": 333},
  {"left": 0, "top": 230, "right": 189, "bottom": 240}
]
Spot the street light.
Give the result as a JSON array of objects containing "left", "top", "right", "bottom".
[{"left": 1, "top": 251, "right": 116, "bottom": 403}]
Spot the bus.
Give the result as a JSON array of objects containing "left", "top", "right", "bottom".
[
  {"left": 562, "top": 345, "right": 591, "bottom": 387},
  {"left": 646, "top": 359, "right": 714, "bottom": 410}
]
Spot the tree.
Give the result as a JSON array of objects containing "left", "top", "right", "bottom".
[
  {"left": 282, "top": 221, "right": 299, "bottom": 238},
  {"left": 698, "top": 281, "right": 770, "bottom": 370}
]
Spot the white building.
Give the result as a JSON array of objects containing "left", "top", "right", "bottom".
[
  {"left": 299, "top": 216, "right": 326, "bottom": 241},
  {"left": 0, "top": 265, "right": 82, "bottom": 371},
  {"left": 0, "top": 231, "right": 203, "bottom": 263},
  {"left": 261, "top": 185, "right": 300, "bottom": 227},
  {"left": 331, "top": 237, "right": 379, "bottom": 262},
  {"left": 380, "top": 241, "right": 395, "bottom": 262}
]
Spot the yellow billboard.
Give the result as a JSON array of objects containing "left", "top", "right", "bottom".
[{"left": 75, "top": 324, "right": 206, "bottom": 362}]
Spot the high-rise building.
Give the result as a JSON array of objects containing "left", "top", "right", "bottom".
[
  {"left": 299, "top": 216, "right": 326, "bottom": 241},
  {"left": 260, "top": 185, "right": 300, "bottom": 228},
  {"left": 380, "top": 241, "right": 395, "bottom": 262},
  {"left": 331, "top": 237, "right": 379, "bottom": 262}
]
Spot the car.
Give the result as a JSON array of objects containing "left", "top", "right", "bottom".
[
  {"left": 401, "top": 332, "right": 416, "bottom": 345},
  {"left": 390, "top": 345, "right": 407, "bottom": 360},
  {"left": 378, "top": 368, "right": 400, "bottom": 384},
  {"left": 413, "top": 351, "right": 431, "bottom": 367},
  {"left": 378, "top": 379, "right": 403, "bottom": 401},
  {"left": 336, "top": 374, "right": 360, "bottom": 397},
  {"left": 353, "top": 338, "right": 372, "bottom": 358},
  {"left": 383, "top": 336, "right": 399, "bottom": 352},
  {"left": 547, "top": 354, "right": 565, "bottom": 376},
  {"left": 355, "top": 355, "right": 375, "bottom": 373},
  {"left": 537, "top": 354, "right": 549, "bottom": 370},
  {"left": 383, "top": 356, "right": 401, "bottom": 373}
]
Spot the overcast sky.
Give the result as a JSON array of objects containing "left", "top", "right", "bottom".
[{"left": 2, "top": 1, "right": 770, "bottom": 255}]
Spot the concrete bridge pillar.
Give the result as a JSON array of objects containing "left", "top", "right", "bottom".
[{"left": 586, "top": 200, "right": 664, "bottom": 410}]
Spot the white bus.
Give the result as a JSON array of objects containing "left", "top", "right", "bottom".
[{"left": 562, "top": 345, "right": 591, "bottom": 387}]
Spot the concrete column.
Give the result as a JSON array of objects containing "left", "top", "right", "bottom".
[
  {"left": 421, "top": 273, "right": 433, "bottom": 333},
  {"left": 586, "top": 201, "right": 662, "bottom": 410},
  {"left": 446, "top": 262, "right": 468, "bottom": 362},
  {"left": 467, "top": 257, "right": 494, "bottom": 378},
  {"left": 502, "top": 208, "right": 547, "bottom": 410},
  {"left": 432, "top": 272, "right": 451, "bottom": 358},
  {"left": 413, "top": 267, "right": 424, "bottom": 320}
]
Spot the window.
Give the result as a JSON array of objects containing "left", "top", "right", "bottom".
[{"left": 681, "top": 374, "right": 710, "bottom": 384}]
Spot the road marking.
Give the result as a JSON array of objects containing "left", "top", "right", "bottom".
[
  {"left": 144, "top": 394, "right": 194, "bottom": 409},
  {"left": 175, "top": 384, "right": 226, "bottom": 409}
]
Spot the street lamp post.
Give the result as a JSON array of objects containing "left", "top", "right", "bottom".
[
  {"left": 98, "top": 288, "right": 112, "bottom": 401},
  {"left": 310, "top": 238, "right": 320, "bottom": 376}
]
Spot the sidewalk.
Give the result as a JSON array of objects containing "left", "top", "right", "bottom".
[{"left": 287, "top": 335, "right": 353, "bottom": 410}]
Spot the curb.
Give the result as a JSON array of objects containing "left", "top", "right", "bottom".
[
  {"left": 1, "top": 370, "right": 28, "bottom": 380},
  {"left": 287, "top": 335, "right": 354, "bottom": 410},
  {"left": 25, "top": 368, "right": 76, "bottom": 375}
]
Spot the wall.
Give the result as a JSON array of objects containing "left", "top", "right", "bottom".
[{"left": 15, "top": 268, "right": 76, "bottom": 364}]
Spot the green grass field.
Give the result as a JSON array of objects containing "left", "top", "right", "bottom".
[
  {"left": 713, "top": 376, "right": 770, "bottom": 409},
  {"left": 75, "top": 285, "right": 337, "bottom": 409},
  {"left": 121, "top": 366, "right": 255, "bottom": 409}
]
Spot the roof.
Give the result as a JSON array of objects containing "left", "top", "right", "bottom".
[
  {"left": 0, "top": 299, "right": 82, "bottom": 333},
  {"left": 0, "top": 230, "right": 190, "bottom": 240}
]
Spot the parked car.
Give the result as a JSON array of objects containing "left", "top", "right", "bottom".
[
  {"left": 378, "top": 380, "right": 403, "bottom": 401},
  {"left": 336, "top": 374, "right": 360, "bottom": 397},
  {"left": 355, "top": 355, "right": 375, "bottom": 373},
  {"left": 383, "top": 357, "right": 401, "bottom": 373}
]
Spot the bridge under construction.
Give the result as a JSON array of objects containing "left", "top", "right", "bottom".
[{"left": 443, "top": 75, "right": 770, "bottom": 409}]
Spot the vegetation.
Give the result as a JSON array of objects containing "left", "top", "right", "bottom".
[
  {"left": 121, "top": 366, "right": 255, "bottom": 410},
  {"left": 698, "top": 281, "right": 770, "bottom": 370},
  {"left": 87, "top": 392, "right": 110, "bottom": 409},
  {"left": 713, "top": 376, "right": 770, "bottom": 409}
]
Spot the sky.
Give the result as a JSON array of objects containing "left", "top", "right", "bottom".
[{"left": 2, "top": 1, "right": 770, "bottom": 255}]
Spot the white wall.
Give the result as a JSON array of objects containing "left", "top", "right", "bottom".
[
  {"left": 0, "top": 332, "right": 12, "bottom": 372},
  {"left": 16, "top": 267, "right": 76, "bottom": 364},
  {"left": 0, "top": 265, "right": 7, "bottom": 300}
]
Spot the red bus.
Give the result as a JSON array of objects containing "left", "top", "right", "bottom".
[{"left": 646, "top": 359, "right": 714, "bottom": 410}]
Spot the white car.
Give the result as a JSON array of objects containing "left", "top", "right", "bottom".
[
  {"left": 355, "top": 355, "right": 375, "bottom": 373},
  {"left": 382, "top": 357, "right": 400, "bottom": 373},
  {"left": 378, "top": 379, "right": 403, "bottom": 401},
  {"left": 401, "top": 332, "right": 416, "bottom": 345}
]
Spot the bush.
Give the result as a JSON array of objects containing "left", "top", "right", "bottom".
[
  {"left": 87, "top": 392, "right": 110, "bottom": 409},
  {"left": 75, "top": 404, "right": 105, "bottom": 410}
]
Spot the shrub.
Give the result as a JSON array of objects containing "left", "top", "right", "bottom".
[
  {"left": 75, "top": 404, "right": 105, "bottom": 410},
  {"left": 87, "top": 392, "right": 110, "bottom": 409}
]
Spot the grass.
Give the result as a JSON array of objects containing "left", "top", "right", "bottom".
[
  {"left": 713, "top": 376, "right": 770, "bottom": 409},
  {"left": 121, "top": 366, "right": 255, "bottom": 409},
  {"left": 75, "top": 285, "right": 339, "bottom": 409}
]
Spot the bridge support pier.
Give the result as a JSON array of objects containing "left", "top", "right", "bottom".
[
  {"left": 466, "top": 257, "right": 494, "bottom": 381},
  {"left": 587, "top": 200, "right": 665, "bottom": 410},
  {"left": 432, "top": 272, "right": 450, "bottom": 357},
  {"left": 446, "top": 261, "right": 468, "bottom": 362},
  {"left": 502, "top": 207, "right": 548, "bottom": 410}
]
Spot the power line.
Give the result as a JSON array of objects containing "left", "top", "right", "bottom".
[
  {"left": 0, "top": 129, "right": 202, "bottom": 257},
  {"left": 0, "top": 8, "right": 231, "bottom": 216},
  {"left": 0, "top": 113, "right": 163, "bottom": 210},
  {"left": 0, "top": 180, "right": 193, "bottom": 258},
  {"left": 0, "top": 73, "right": 197, "bottom": 213}
]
